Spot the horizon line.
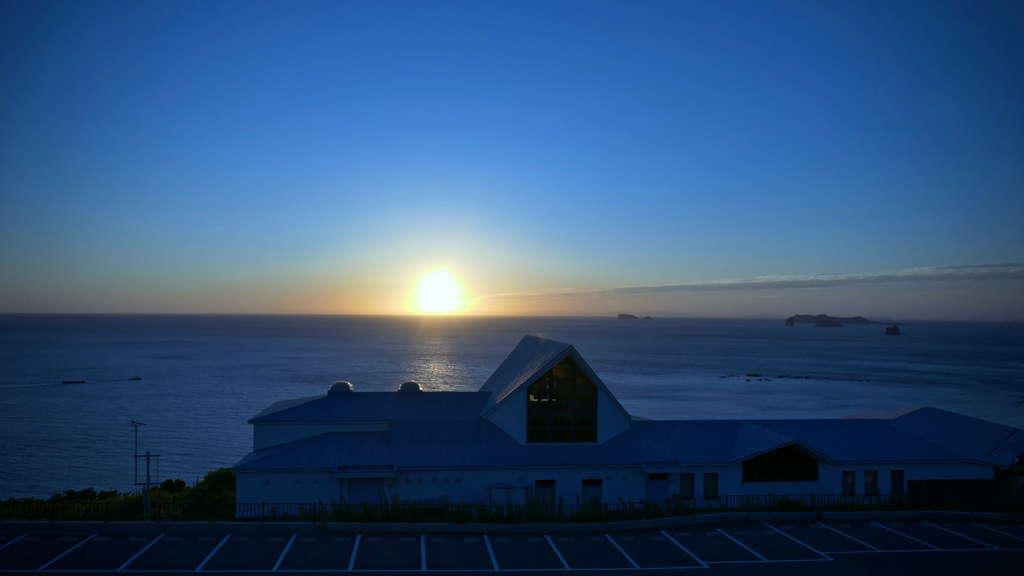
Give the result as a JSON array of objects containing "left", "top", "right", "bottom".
[{"left": 0, "top": 311, "right": 1020, "bottom": 323}]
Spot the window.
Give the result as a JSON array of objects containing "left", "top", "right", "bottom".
[
  {"left": 741, "top": 445, "right": 818, "bottom": 482},
  {"left": 890, "top": 470, "right": 905, "bottom": 496},
  {"left": 527, "top": 358, "right": 598, "bottom": 443},
  {"left": 489, "top": 487, "right": 527, "bottom": 505},
  {"left": 535, "top": 480, "right": 556, "bottom": 505},
  {"left": 703, "top": 473, "right": 718, "bottom": 499},
  {"left": 864, "top": 471, "right": 878, "bottom": 496},
  {"left": 842, "top": 471, "right": 855, "bottom": 496},
  {"left": 679, "top": 473, "right": 695, "bottom": 499},
  {"left": 582, "top": 479, "right": 602, "bottom": 505}
]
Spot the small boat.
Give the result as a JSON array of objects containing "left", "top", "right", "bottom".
[
  {"left": 129, "top": 377, "right": 142, "bottom": 381},
  {"left": 61, "top": 380, "right": 86, "bottom": 384}
]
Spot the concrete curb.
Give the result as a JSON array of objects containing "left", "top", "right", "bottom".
[
  {"left": 4, "top": 510, "right": 1021, "bottom": 535},
  {"left": 322, "top": 510, "right": 1024, "bottom": 533},
  {"left": 0, "top": 521, "right": 321, "bottom": 536}
]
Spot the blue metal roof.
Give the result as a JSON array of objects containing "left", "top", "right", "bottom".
[
  {"left": 856, "top": 406, "right": 1024, "bottom": 466},
  {"left": 477, "top": 335, "right": 570, "bottom": 414},
  {"left": 249, "top": 391, "right": 492, "bottom": 423},
  {"left": 750, "top": 418, "right": 970, "bottom": 464}
]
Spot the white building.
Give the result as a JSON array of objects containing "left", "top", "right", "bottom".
[{"left": 233, "top": 335, "right": 1024, "bottom": 506}]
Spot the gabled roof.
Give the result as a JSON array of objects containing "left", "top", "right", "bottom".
[
  {"left": 249, "top": 391, "right": 491, "bottom": 423},
  {"left": 843, "top": 407, "right": 923, "bottom": 420},
  {"left": 751, "top": 418, "right": 971, "bottom": 464},
  {"left": 729, "top": 421, "right": 802, "bottom": 463},
  {"left": 476, "top": 335, "right": 631, "bottom": 420},
  {"left": 477, "top": 335, "right": 570, "bottom": 413},
  {"left": 854, "top": 406, "right": 1024, "bottom": 467}
]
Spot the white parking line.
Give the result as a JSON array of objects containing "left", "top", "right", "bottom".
[
  {"left": 828, "top": 548, "right": 991, "bottom": 555},
  {"left": 117, "top": 534, "right": 164, "bottom": 571},
  {"left": 347, "top": 535, "right": 361, "bottom": 571},
  {"left": 37, "top": 534, "right": 96, "bottom": 571},
  {"left": 660, "top": 530, "right": 708, "bottom": 568},
  {"left": 763, "top": 523, "right": 831, "bottom": 559},
  {"left": 921, "top": 521, "right": 997, "bottom": 549},
  {"left": 817, "top": 522, "right": 880, "bottom": 551},
  {"left": 603, "top": 534, "right": 639, "bottom": 569},
  {"left": 0, "top": 534, "right": 27, "bottom": 551},
  {"left": 482, "top": 535, "right": 499, "bottom": 570},
  {"left": 420, "top": 535, "right": 426, "bottom": 571},
  {"left": 716, "top": 529, "right": 767, "bottom": 562},
  {"left": 974, "top": 523, "right": 1024, "bottom": 543},
  {"left": 272, "top": 535, "right": 297, "bottom": 571},
  {"left": 195, "top": 534, "right": 231, "bottom": 571},
  {"left": 543, "top": 535, "right": 570, "bottom": 569},
  {"left": 869, "top": 521, "right": 939, "bottom": 550}
]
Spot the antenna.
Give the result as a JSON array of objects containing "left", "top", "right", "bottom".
[
  {"left": 130, "top": 420, "right": 146, "bottom": 485},
  {"left": 130, "top": 419, "right": 160, "bottom": 521}
]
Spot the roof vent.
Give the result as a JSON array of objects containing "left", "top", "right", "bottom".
[
  {"left": 398, "top": 380, "right": 423, "bottom": 393},
  {"left": 329, "top": 381, "right": 354, "bottom": 396}
]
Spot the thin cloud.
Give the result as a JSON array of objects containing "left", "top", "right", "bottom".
[{"left": 477, "top": 263, "right": 1024, "bottom": 301}]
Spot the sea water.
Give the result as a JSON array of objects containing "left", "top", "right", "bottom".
[{"left": 1, "top": 314, "right": 1022, "bottom": 499}]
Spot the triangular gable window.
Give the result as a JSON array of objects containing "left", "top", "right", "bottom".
[{"left": 526, "top": 357, "right": 597, "bottom": 443}]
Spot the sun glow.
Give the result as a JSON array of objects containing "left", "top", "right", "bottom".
[{"left": 416, "top": 271, "right": 461, "bottom": 313}]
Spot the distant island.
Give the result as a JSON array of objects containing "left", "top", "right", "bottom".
[
  {"left": 618, "top": 314, "right": 639, "bottom": 320},
  {"left": 785, "top": 314, "right": 878, "bottom": 325},
  {"left": 814, "top": 319, "right": 844, "bottom": 328}
]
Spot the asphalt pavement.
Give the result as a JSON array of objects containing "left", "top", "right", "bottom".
[{"left": 1, "top": 519, "right": 1022, "bottom": 574}]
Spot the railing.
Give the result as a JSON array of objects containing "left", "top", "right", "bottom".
[{"left": 1, "top": 493, "right": 1020, "bottom": 523}]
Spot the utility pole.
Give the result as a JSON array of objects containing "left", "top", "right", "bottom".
[{"left": 130, "top": 420, "right": 160, "bottom": 521}]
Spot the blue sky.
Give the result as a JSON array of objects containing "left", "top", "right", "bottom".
[{"left": 1, "top": 0, "right": 1022, "bottom": 318}]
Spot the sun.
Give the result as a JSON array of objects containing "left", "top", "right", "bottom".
[{"left": 416, "top": 271, "right": 461, "bottom": 313}]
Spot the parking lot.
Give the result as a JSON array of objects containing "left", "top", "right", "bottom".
[{"left": 1, "top": 519, "right": 1022, "bottom": 573}]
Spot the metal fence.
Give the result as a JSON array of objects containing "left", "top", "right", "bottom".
[{"left": 2, "top": 493, "right": 1020, "bottom": 523}]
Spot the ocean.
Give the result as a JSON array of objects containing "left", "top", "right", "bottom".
[{"left": 1, "top": 314, "right": 1022, "bottom": 500}]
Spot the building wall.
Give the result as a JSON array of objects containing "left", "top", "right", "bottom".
[
  {"left": 237, "top": 460, "right": 998, "bottom": 507},
  {"left": 386, "top": 466, "right": 651, "bottom": 505},
  {"left": 253, "top": 422, "right": 387, "bottom": 450},
  {"left": 687, "top": 461, "right": 996, "bottom": 498},
  {"left": 237, "top": 466, "right": 653, "bottom": 507},
  {"left": 236, "top": 470, "right": 340, "bottom": 505}
]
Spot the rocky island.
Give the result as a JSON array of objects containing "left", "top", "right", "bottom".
[
  {"left": 618, "top": 314, "right": 639, "bottom": 320},
  {"left": 814, "top": 319, "right": 844, "bottom": 328},
  {"left": 785, "top": 314, "right": 878, "bottom": 325}
]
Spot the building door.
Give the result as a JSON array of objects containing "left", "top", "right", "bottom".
[
  {"left": 842, "top": 471, "right": 855, "bottom": 496},
  {"left": 679, "top": 474, "right": 695, "bottom": 499},
  {"left": 535, "top": 480, "right": 556, "bottom": 505},
  {"left": 489, "top": 488, "right": 504, "bottom": 505},
  {"left": 703, "top": 473, "right": 718, "bottom": 499},
  {"left": 864, "top": 471, "right": 878, "bottom": 496},
  {"left": 648, "top": 473, "right": 669, "bottom": 502},
  {"left": 582, "top": 479, "right": 602, "bottom": 505},
  {"left": 890, "top": 470, "right": 905, "bottom": 496}
]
